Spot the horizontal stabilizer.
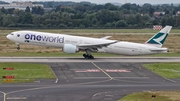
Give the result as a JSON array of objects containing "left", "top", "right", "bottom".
[{"left": 149, "top": 48, "right": 168, "bottom": 52}]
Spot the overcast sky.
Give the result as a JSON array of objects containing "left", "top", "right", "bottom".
[{"left": 4, "top": 0, "right": 180, "bottom": 4}]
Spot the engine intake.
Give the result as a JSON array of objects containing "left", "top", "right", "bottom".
[{"left": 63, "top": 44, "right": 79, "bottom": 54}]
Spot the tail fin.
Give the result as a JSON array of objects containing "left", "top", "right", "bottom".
[{"left": 145, "top": 25, "right": 172, "bottom": 48}]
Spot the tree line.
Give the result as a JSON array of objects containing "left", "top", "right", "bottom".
[{"left": 0, "top": 2, "right": 180, "bottom": 29}]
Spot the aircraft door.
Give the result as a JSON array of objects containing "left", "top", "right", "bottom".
[{"left": 16, "top": 33, "right": 24, "bottom": 39}]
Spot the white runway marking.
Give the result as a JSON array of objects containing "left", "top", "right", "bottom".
[
  {"left": 49, "top": 67, "right": 58, "bottom": 83},
  {"left": 91, "top": 62, "right": 113, "bottom": 80},
  {"left": 0, "top": 91, "right": 6, "bottom": 101}
]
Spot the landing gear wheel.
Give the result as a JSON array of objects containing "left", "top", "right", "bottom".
[
  {"left": 17, "top": 44, "right": 20, "bottom": 50},
  {"left": 89, "top": 55, "right": 94, "bottom": 59},
  {"left": 83, "top": 54, "right": 86, "bottom": 57},
  {"left": 83, "top": 54, "right": 88, "bottom": 59},
  {"left": 83, "top": 54, "right": 94, "bottom": 59},
  {"left": 17, "top": 47, "right": 20, "bottom": 50}
]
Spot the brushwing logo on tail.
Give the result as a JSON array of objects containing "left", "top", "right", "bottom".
[{"left": 147, "top": 32, "right": 168, "bottom": 45}]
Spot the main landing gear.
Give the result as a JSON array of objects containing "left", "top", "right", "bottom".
[
  {"left": 83, "top": 49, "right": 94, "bottom": 59},
  {"left": 83, "top": 54, "right": 94, "bottom": 59}
]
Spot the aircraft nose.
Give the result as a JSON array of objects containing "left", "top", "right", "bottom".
[
  {"left": 6, "top": 34, "right": 10, "bottom": 39},
  {"left": 6, "top": 34, "right": 13, "bottom": 40}
]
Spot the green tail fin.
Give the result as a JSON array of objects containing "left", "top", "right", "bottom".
[{"left": 145, "top": 25, "right": 172, "bottom": 47}]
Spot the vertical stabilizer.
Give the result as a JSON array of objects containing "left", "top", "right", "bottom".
[{"left": 145, "top": 25, "right": 172, "bottom": 48}]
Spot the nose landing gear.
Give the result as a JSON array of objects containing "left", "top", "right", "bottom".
[
  {"left": 17, "top": 45, "right": 20, "bottom": 50},
  {"left": 16, "top": 43, "right": 20, "bottom": 50}
]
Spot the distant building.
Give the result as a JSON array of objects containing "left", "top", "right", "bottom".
[
  {"left": 176, "top": 11, "right": 180, "bottom": 16},
  {"left": 153, "top": 12, "right": 165, "bottom": 17},
  {"left": 0, "top": 2, "right": 43, "bottom": 11},
  {"left": 150, "top": 17, "right": 155, "bottom": 21},
  {"left": 153, "top": 25, "right": 162, "bottom": 30}
]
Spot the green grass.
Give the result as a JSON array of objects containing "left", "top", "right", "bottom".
[
  {"left": 119, "top": 91, "right": 180, "bottom": 101},
  {"left": 1, "top": 29, "right": 180, "bottom": 35},
  {"left": 0, "top": 63, "right": 55, "bottom": 83},
  {"left": 18, "top": 29, "right": 180, "bottom": 33},
  {"left": 143, "top": 63, "right": 180, "bottom": 79},
  {"left": 35, "top": 29, "right": 159, "bottom": 34}
]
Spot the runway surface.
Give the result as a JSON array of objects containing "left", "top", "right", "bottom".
[
  {"left": 0, "top": 57, "right": 180, "bottom": 62},
  {"left": 0, "top": 57, "right": 180, "bottom": 101}
]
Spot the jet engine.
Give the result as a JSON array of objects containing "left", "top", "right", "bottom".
[{"left": 63, "top": 44, "right": 79, "bottom": 53}]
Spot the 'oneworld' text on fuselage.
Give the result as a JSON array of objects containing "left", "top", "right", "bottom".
[{"left": 25, "top": 34, "right": 64, "bottom": 43}]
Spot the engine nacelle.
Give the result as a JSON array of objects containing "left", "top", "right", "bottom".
[{"left": 63, "top": 44, "right": 79, "bottom": 54}]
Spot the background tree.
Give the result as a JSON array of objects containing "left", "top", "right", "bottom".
[
  {"left": 115, "top": 20, "right": 128, "bottom": 27},
  {"left": 25, "top": 6, "right": 30, "bottom": 13},
  {"left": 0, "top": 2, "right": 180, "bottom": 28},
  {"left": 32, "top": 6, "right": 44, "bottom": 15}
]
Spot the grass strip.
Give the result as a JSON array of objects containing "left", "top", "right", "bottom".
[
  {"left": 143, "top": 63, "right": 180, "bottom": 78},
  {"left": 1, "top": 29, "right": 180, "bottom": 34},
  {"left": 0, "top": 63, "right": 55, "bottom": 83},
  {"left": 119, "top": 91, "right": 180, "bottom": 101}
]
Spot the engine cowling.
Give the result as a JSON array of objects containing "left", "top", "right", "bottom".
[{"left": 63, "top": 44, "right": 79, "bottom": 54}]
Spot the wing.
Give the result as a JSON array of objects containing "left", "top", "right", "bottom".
[
  {"left": 100, "top": 36, "right": 112, "bottom": 40},
  {"left": 78, "top": 40, "right": 117, "bottom": 51}
]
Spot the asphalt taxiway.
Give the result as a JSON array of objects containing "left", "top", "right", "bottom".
[{"left": 0, "top": 57, "right": 180, "bottom": 101}]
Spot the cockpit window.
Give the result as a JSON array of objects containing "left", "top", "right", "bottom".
[{"left": 10, "top": 33, "right": 14, "bottom": 35}]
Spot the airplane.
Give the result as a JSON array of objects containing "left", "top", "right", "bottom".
[{"left": 6, "top": 25, "right": 172, "bottom": 59}]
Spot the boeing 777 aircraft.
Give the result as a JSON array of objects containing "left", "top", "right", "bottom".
[{"left": 6, "top": 26, "right": 172, "bottom": 59}]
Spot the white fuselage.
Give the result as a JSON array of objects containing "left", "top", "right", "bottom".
[
  {"left": 6, "top": 31, "right": 168, "bottom": 55},
  {"left": 104, "top": 42, "right": 165, "bottom": 55}
]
